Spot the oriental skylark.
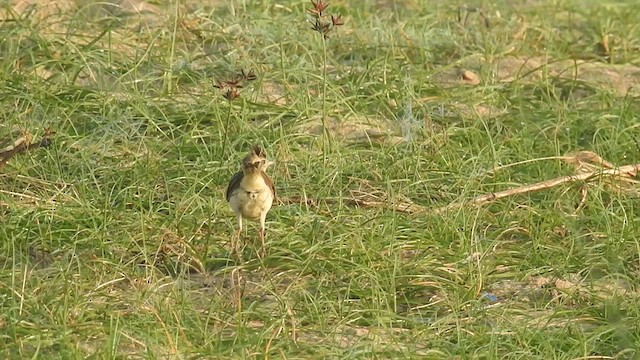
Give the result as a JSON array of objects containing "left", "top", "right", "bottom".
[{"left": 225, "top": 145, "right": 275, "bottom": 256}]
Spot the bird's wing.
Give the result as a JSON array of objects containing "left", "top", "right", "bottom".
[
  {"left": 261, "top": 171, "right": 276, "bottom": 198},
  {"left": 226, "top": 171, "right": 244, "bottom": 202}
]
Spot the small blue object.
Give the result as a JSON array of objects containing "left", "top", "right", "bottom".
[{"left": 481, "top": 292, "right": 498, "bottom": 302}]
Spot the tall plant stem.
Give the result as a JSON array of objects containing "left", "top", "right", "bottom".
[
  {"left": 221, "top": 102, "right": 233, "bottom": 158},
  {"left": 321, "top": 36, "right": 331, "bottom": 160}
]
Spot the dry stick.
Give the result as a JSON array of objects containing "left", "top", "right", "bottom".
[
  {"left": 486, "top": 151, "right": 627, "bottom": 176},
  {"left": 348, "top": 196, "right": 426, "bottom": 214},
  {"left": 280, "top": 161, "right": 640, "bottom": 215},
  {"left": 0, "top": 129, "right": 55, "bottom": 207},
  {"left": 280, "top": 195, "right": 426, "bottom": 215},
  {"left": 0, "top": 128, "right": 54, "bottom": 171},
  {"left": 435, "top": 163, "right": 640, "bottom": 214}
]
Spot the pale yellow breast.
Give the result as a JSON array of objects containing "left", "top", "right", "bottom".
[{"left": 229, "top": 174, "right": 274, "bottom": 220}]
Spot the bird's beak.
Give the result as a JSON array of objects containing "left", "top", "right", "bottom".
[{"left": 264, "top": 160, "right": 275, "bottom": 170}]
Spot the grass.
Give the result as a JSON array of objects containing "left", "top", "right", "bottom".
[{"left": 1, "top": 0, "right": 640, "bottom": 358}]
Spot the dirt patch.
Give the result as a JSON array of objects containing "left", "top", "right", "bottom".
[
  {"left": 432, "top": 56, "right": 640, "bottom": 97},
  {"left": 3, "top": 0, "right": 76, "bottom": 20},
  {"left": 489, "top": 274, "right": 638, "bottom": 306},
  {"left": 258, "top": 82, "right": 288, "bottom": 106},
  {"left": 294, "top": 102, "right": 504, "bottom": 148},
  {"left": 2, "top": 0, "right": 160, "bottom": 21},
  {"left": 494, "top": 57, "right": 640, "bottom": 97},
  {"left": 295, "top": 115, "right": 405, "bottom": 145}
]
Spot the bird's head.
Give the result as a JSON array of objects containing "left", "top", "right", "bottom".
[{"left": 242, "top": 145, "right": 274, "bottom": 174}]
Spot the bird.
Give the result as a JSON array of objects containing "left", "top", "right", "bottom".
[{"left": 225, "top": 144, "right": 275, "bottom": 257}]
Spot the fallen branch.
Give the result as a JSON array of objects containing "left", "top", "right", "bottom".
[
  {"left": 279, "top": 195, "right": 426, "bottom": 215},
  {"left": 279, "top": 151, "right": 639, "bottom": 215},
  {"left": 435, "top": 162, "right": 640, "bottom": 214},
  {"left": 0, "top": 128, "right": 54, "bottom": 171}
]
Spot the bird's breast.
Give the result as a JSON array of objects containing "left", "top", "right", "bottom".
[{"left": 229, "top": 175, "right": 274, "bottom": 220}]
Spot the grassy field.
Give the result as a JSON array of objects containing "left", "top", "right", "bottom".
[{"left": 1, "top": 0, "right": 640, "bottom": 358}]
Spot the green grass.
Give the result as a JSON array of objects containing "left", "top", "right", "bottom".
[{"left": 1, "top": 0, "right": 640, "bottom": 358}]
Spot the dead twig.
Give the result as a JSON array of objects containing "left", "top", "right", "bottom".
[
  {"left": 280, "top": 183, "right": 427, "bottom": 215},
  {"left": 0, "top": 128, "right": 54, "bottom": 171},
  {"left": 435, "top": 152, "right": 639, "bottom": 214},
  {"left": 279, "top": 151, "right": 639, "bottom": 216},
  {"left": 436, "top": 166, "right": 639, "bottom": 213},
  {"left": 346, "top": 194, "right": 426, "bottom": 214}
]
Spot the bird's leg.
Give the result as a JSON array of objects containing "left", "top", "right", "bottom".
[
  {"left": 258, "top": 211, "right": 267, "bottom": 258},
  {"left": 258, "top": 227, "right": 265, "bottom": 258},
  {"left": 233, "top": 214, "right": 243, "bottom": 259},
  {"left": 234, "top": 228, "right": 242, "bottom": 257}
]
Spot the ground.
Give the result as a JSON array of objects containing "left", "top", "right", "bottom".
[{"left": 1, "top": 0, "right": 640, "bottom": 358}]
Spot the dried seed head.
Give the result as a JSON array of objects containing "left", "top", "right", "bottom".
[
  {"left": 223, "top": 88, "right": 240, "bottom": 101},
  {"left": 214, "top": 69, "right": 258, "bottom": 101},
  {"left": 307, "top": 0, "right": 342, "bottom": 39},
  {"left": 308, "top": 0, "right": 329, "bottom": 17}
]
